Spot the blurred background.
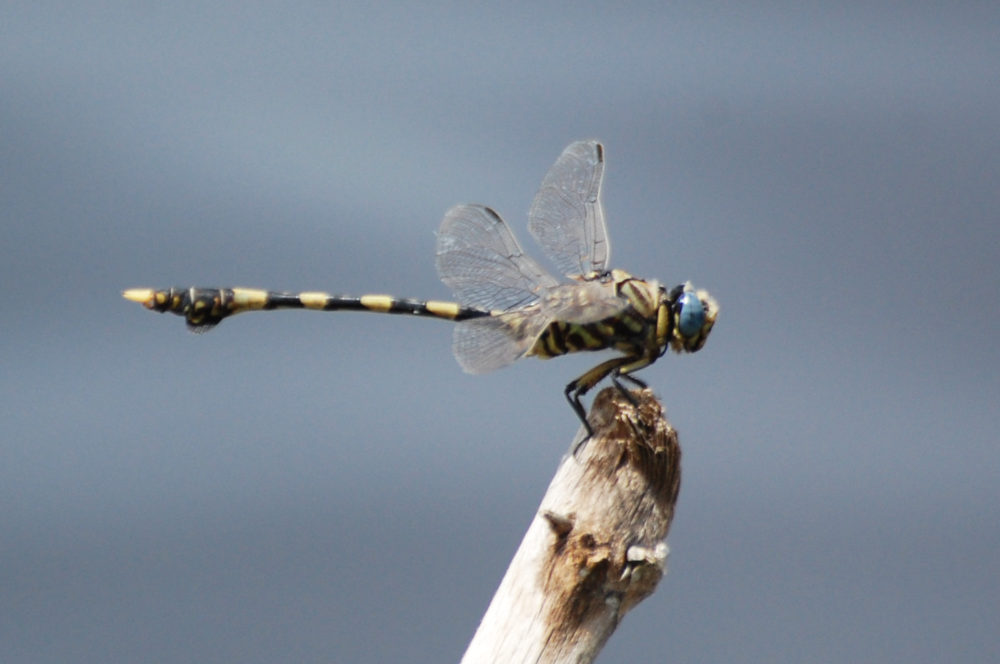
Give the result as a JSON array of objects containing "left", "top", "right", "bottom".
[{"left": 3, "top": 3, "right": 997, "bottom": 662}]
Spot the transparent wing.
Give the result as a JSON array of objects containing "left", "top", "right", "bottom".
[
  {"left": 452, "top": 310, "right": 550, "bottom": 374},
  {"left": 528, "top": 140, "right": 610, "bottom": 278},
  {"left": 436, "top": 204, "right": 560, "bottom": 311},
  {"left": 452, "top": 281, "right": 629, "bottom": 374},
  {"left": 537, "top": 280, "right": 629, "bottom": 325}
]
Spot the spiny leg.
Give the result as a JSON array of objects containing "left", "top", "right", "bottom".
[
  {"left": 608, "top": 354, "right": 661, "bottom": 441},
  {"left": 614, "top": 372, "right": 647, "bottom": 390},
  {"left": 611, "top": 372, "right": 647, "bottom": 408},
  {"left": 611, "top": 353, "right": 660, "bottom": 409},
  {"left": 613, "top": 371, "right": 660, "bottom": 440},
  {"left": 564, "top": 355, "right": 644, "bottom": 438},
  {"left": 564, "top": 348, "right": 662, "bottom": 439}
]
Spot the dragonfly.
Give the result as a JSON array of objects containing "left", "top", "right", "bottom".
[{"left": 124, "top": 140, "right": 717, "bottom": 433}]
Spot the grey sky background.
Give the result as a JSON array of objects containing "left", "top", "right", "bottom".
[{"left": 3, "top": 3, "right": 998, "bottom": 662}]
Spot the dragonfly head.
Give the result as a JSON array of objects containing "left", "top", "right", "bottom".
[{"left": 664, "top": 282, "right": 718, "bottom": 353}]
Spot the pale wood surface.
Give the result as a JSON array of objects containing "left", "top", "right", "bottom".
[{"left": 461, "top": 387, "right": 682, "bottom": 664}]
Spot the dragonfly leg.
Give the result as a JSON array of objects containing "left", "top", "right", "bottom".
[
  {"left": 615, "top": 372, "right": 647, "bottom": 390},
  {"left": 564, "top": 381, "right": 594, "bottom": 439},
  {"left": 564, "top": 355, "right": 642, "bottom": 438},
  {"left": 611, "top": 372, "right": 645, "bottom": 407},
  {"left": 608, "top": 355, "right": 662, "bottom": 446}
]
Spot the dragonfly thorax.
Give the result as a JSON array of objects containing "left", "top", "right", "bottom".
[{"left": 527, "top": 270, "right": 661, "bottom": 360}]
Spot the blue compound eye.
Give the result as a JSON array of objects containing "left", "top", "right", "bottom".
[{"left": 677, "top": 291, "right": 706, "bottom": 338}]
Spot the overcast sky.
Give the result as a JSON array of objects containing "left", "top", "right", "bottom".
[{"left": 3, "top": 3, "right": 998, "bottom": 662}]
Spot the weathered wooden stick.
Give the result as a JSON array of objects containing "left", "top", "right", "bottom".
[{"left": 461, "top": 387, "right": 682, "bottom": 664}]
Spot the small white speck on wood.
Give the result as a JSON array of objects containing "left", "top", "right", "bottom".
[{"left": 460, "top": 387, "right": 681, "bottom": 664}]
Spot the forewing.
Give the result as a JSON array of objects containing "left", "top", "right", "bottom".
[
  {"left": 528, "top": 140, "right": 610, "bottom": 278},
  {"left": 538, "top": 280, "right": 629, "bottom": 325},
  {"left": 451, "top": 310, "right": 549, "bottom": 374},
  {"left": 436, "top": 204, "right": 559, "bottom": 311}
]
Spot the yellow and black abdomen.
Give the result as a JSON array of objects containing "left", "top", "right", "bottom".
[{"left": 122, "top": 287, "right": 488, "bottom": 330}]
